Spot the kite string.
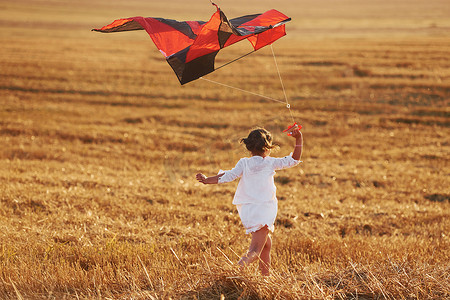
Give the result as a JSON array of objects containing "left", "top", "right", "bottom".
[
  {"left": 270, "top": 44, "right": 295, "bottom": 124},
  {"left": 199, "top": 77, "right": 287, "bottom": 105},
  {"left": 200, "top": 45, "right": 296, "bottom": 124}
]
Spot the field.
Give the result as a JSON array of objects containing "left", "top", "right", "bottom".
[{"left": 1, "top": 0, "right": 449, "bottom": 299}]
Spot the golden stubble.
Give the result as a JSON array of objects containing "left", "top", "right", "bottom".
[{"left": 0, "top": 0, "right": 449, "bottom": 298}]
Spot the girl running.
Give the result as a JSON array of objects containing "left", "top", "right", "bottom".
[{"left": 196, "top": 127, "right": 303, "bottom": 275}]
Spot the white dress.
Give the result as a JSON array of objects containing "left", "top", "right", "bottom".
[{"left": 218, "top": 155, "right": 300, "bottom": 234}]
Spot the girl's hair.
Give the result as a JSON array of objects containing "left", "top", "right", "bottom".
[{"left": 240, "top": 128, "right": 278, "bottom": 154}]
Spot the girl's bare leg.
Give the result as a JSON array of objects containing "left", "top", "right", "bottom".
[
  {"left": 238, "top": 226, "right": 270, "bottom": 274},
  {"left": 259, "top": 234, "right": 272, "bottom": 276}
]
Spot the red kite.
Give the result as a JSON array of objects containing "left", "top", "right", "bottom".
[{"left": 93, "top": 3, "right": 290, "bottom": 85}]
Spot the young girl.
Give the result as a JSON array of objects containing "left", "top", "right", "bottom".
[{"left": 196, "top": 127, "right": 303, "bottom": 276}]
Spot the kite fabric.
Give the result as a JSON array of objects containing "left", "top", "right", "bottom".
[{"left": 92, "top": 4, "right": 291, "bottom": 85}]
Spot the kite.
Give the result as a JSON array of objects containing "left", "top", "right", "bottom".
[
  {"left": 92, "top": 3, "right": 291, "bottom": 85},
  {"left": 93, "top": 3, "right": 300, "bottom": 134}
]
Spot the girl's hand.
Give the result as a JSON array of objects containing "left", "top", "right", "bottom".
[
  {"left": 196, "top": 173, "right": 207, "bottom": 183},
  {"left": 196, "top": 173, "right": 223, "bottom": 184},
  {"left": 291, "top": 128, "right": 302, "bottom": 139}
]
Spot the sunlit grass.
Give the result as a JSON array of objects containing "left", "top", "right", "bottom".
[{"left": 1, "top": 0, "right": 449, "bottom": 298}]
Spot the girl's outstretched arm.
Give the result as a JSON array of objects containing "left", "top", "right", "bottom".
[
  {"left": 291, "top": 129, "right": 303, "bottom": 161},
  {"left": 196, "top": 173, "right": 224, "bottom": 184}
]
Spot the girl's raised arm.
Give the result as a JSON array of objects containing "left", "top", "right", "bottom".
[{"left": 291, "top": 129, "right": 303, "bottom": 161}]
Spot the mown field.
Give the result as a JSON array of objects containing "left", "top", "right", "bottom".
[{"left": 0, "top": 0, "right": 449, "bottom": 299}]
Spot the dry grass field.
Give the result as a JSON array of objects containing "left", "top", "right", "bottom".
[{"left": 1, "top": 0, "right": 449, "bottom": 299}]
